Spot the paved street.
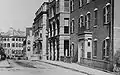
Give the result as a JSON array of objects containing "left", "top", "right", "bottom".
[{"left": 0, "top": 60, "right": 88, "bottom": 75}]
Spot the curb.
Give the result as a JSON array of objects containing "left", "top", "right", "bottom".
[{"left": 39, "top": 60, "right": 93, "bottom": 75}]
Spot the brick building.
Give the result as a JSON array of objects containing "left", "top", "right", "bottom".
[{"left": 70, "top": 0, "right": 113, "bottom": 71}]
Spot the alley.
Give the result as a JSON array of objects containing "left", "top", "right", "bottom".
[{"left": 0, "top": 60, "right": 88, "bottom": 75}]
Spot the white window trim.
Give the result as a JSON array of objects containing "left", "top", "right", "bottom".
[
  {"left": 86, "top": 12, "right": 91, "bottom": 29},
  {"left": 79, "top": 0, "right": 82, "bottom": 7},
  {"left": 87, "top": 0, "right": 90, "bottom": 4},
  {"left": 94, "top": 8, "right": 98, "bottom": 11},
  {"left": 80, "top": 15, "right": 83, "bottom": 28},
  {"left": 71, "top": 18, "right": 74, "bottom": 33},
  {"left": 103, "top": 37, "right": 110, "bottom": 57},
  {"left": 104, "top": 3, "right": 111, "bottom": 24}
]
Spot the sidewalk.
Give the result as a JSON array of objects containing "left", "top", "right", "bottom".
[
  {"left": 40, "top": 60, "right": 115, "bottom": 75},
  {"left": 0, "top": 60, "right": 11, "bottom": 68}
]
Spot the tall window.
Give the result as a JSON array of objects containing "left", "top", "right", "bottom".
[
  {"left": 71, "top": 44, "right": 74, "bottom": 57},
  {"left": 27, "top": 47, "right": 31, "bottom": 51},
  {"left": 4, "top": 43, "right": 6, "bottom": 47},
  {"left": 102, "top": 38, "right": 110, "bottom": 60},
  {"left": 4, "top": 38, "right": 6, "bottom": 41},
  {"left": 7, "top": 38, "right": 9, "bottom": 41},
  {"left": 94, "top": 8, "right": 98, "bottom": 25},
  {"left": 103, "top": 3, "right": 111, "bottom": 25},
  {"left": 80, "top": 15, "right": 84, "bottom": 27},
  {"left": 40, "top": 33, "right": 42, "bottom": 38},
  {"left": 56, "top": 0, "right": 59, "bottom": 12},
  {"left": 19, "top": 43, "right": 22, "bottom": 47},
  {"left": 64, "top": 18, "right": 69, "bottom": 33},
  {"left": 16, "top": 43, "right": 18, "bottom": 47},
  {"left": 87, "top": 0, "right": 90, "bottom": 3},
  {"left": 78, "top": 18, "right": 80, "bottom": 29},
  {"left": 12, "top": 38, "right": 15, "bottom": 41},
  {"left": 70, "top": 0, "right": 74, "bottom": 12},
  {"left": 87, "top": 52, "right": 91, "bottom": 59},
  {"left": 16, "top": 38, "right": 18, "bottom": 41},
  {"left": 86, "top": 12, "right": 91, "bottom": 29},
  {"left": 19, "top": 38, "right": 21, "bottom": 41},
  {"left": 93, "top": 40, "right": 97, "bottom": 57},
  {"left": 64, "top": 0, "right": 69, "bottom": 12},
  {"left": 7, "top": 43, "right": 10, "bottom": 47},
  {"left": 12, "top": 43, "right": 15, "bottom": 47},
  {"left": 28, "top": 40, "right": 31, "bottom": 45},
  {"left": 79, "top": 0, "right": 83, "bottom": 7},
  {"left": 64, "top": 40, "right": 69, "bottom": 56},
  {"left": 71, "top": 19, "right": 74, "bottom": 33}
]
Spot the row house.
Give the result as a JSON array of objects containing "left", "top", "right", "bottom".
[
  {"left": 70, "top": 0, "right": 114, "bottom": 71},
  {"left": 32, "top": 2, "right": 49, "bottom": 60},
  {"left": 47, "top": 0, "right": 70, "bottom": 61},
  {"left": 0, "top": 28, "right": 26, "bottom": 59}
]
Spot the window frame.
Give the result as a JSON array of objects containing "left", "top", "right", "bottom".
[{"left": 94, "top": 8, "right": 98, "bottom": 26}]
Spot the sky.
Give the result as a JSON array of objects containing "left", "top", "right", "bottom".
[{"left": 0, "top": 0, "right": 48, "bottom": 32}]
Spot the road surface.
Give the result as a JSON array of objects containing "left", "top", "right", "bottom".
[{"left": 0, "top": 60, "right": 88, "bottom": 75}]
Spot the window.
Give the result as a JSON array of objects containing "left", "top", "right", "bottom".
[
  {"left": 102, "top": 37, "right": 110, "bottom": 60},
  {"left": 88, "top": 42, "right": 90, "bottom": 47},
  {"left": 7, "top": 38, "right": 9, "bottom": 41},
  {"left": 27, "top": 47, "right": 31, "bottom": 51},
  {"left": 12, "top": 43, "right": 15, "bottom": 47},
  {"left": 19, "top": 43, "right": 21, "bottom": 47},
  {"left": 12, "top": 38, "right": 15, "bottom": 41},
  {"left": 93, "top": 40, "right": 97, "bottom": 56},
  {"left": 4, "top": 43, "right": 6, "bottom": 47},
  {"left": 16, "top": 43, "right": 18, "bottom": 47},
  {"left": 87, "top": 0, "right": 90, "bottom": 3},
  {"left": 103, "top": 3, "right": 111, "bottom": 25},
  {"left": 19, "top": 38, "right": 21, "bottom": 41},
  {"left": 64, "top": 26, "right": 69, "bottom": 33},
  {"left": 56, "top": 0, "right": 59, "bottom": 12},
  {"left": 71, "top": 19, "right": 74, "bottom": 33},
  {"left": 7, "top": 43, "right": 10, "bottom": 47},
  {"left": 86, "top": 12, "right": 91, "bottom": 29},
  {"left": 71, "top": 44, "right": 74, "bottom": 57},
  {"left": 16, "top": 38, "right": 18, "bottom": 41},
  {"left": 40, "top": 33, "right": 42, "bottom": 38},
  {"left": 12, "top": 50, "right": 15, "bottom": 54},
  {"left": 79, "top": 0, "right": 83, "bottom": 7},
  {"left": 94, "top": 8, "right": 98, "bottom": 25},
  {"left": 80, "top": 15, "right": 84, "bottom": 27},
  {"left": 78, "top": 18, "right": 80, "bottom": 29},
  {"left": 64, "top": 0, "right": 69, "bottom": 12},
  {"left": 70, "top": 0, "right": 74, "bottom": 12},
  {"left": 64, "top": 40, "right": 69, "bottom": 56},
  {"left": 28, "top": 40, "right": 31, "bottom": 45},
  {"left": 64, "top": 18, "right": 69, "bottom": 33},
  {"left": 22, "top": 38, "right": 24, "bottom": 41},
  {"left": 4, "top": 38, "right": 6, "bottom": 41},
  {"left": 87, "top": 52, "right": 91, "bottom": 59}
]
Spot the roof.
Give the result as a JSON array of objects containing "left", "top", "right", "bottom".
[{"left": 0, "top": 27, "right": 26, "bottom": 37}]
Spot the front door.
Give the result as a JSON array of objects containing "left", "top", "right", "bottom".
[{"left": 78, "top": 41, "right": 84, "bottom": 62}]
